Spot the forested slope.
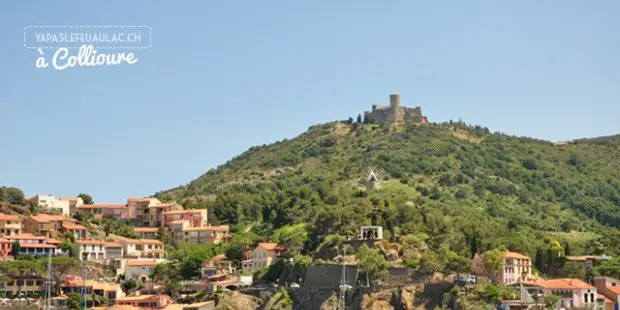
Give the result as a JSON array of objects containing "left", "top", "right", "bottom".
[{"left": 157, "top": 120, "right": 620, "bottom": 272}]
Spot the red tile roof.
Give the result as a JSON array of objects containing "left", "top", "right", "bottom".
[
  {"left": 6, "top": 233, "right": 48, "bottom": 240},
  {"left": 30, "top": 214, "right": 76, "bottom": 223},
  {"left": 0, "top": 214, "right": 20, "bottom": 221},
  {"left": 257, "top": 242, "right": 284, "bottom": 251},
  {"left": 127, "top": 198, "right": 155, "bottom": 203},
  {"left": 19, "top": 243, "right": 56, "bottom": 249},
  {"left": 126, "top": 260, "right": 159, "bottom": 266},
  {"left": 609, "top": 286, "right": 620, "bottom": 294},
  {"left": 76, "top": 240, "right": 105, "bottom": 245},
  {"left": 133, "top": 227, "right": 159, "bottom": 233},
  {"left": 148, "top": 203, "right": 175, "bottom": 208},
  {"left": 504, "top": 251, "right": 530, "bottom": 260},
  {"left": 185, "top": 225, "right": 229, "bottom": 232},
  {"left": 117, "top": 236, "right": 163, "bottom": 245},
  {"left": 78, "top": 204, "right": 126, "bottom": 209},
  {"left": 60, "top": 197, "right": 80, "bottom": 201},
  {"left": 62, "top": 223, "right": 86, "bottom": 230},
  {"left": 538, "top": 278, "right": 594, "bottom": 290},
  {"left": 162, "top": 209, "right": 206, "bottom": 215},
  {"left": 46, "top": 238, "right": 62, "bottom": 244}
]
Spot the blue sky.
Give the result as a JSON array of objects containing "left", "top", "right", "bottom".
[{"left": 1, "top": 1, "right": 619, "bottom": 202}]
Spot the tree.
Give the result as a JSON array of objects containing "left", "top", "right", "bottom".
[
  {"left": 11, "top": 241, "right": 20, "bottom": 257},
  {"left": 356, "top": 244, "right": 388, "bottom": 286},
  {"left": 225, "top": 244, "right": 245, "bottom": 262},
  {"left": 116, "top": 225, "right": 139, "bottom": 239},
  {"left": 444, "top": 250, "right": 472, "bottom": 276},
  {"left": 482, "top": 249, "right": 505, "bottom": 281},
  {"left": 561, "top": 261, "right": 585, "bottom": 280},
  {"left": 347, "top": 117, "right": 354, "bottom": 124},
  {"left": 179, "top": 255, "right": 203, "bottom": 280},
  {"left": 6, "top": 187, "right": 24, "bottom": 204},
  {"left": 0, "top": 260, "right": 43, "bottom": 295},
  {"left": 156, "top": 227, "right": 174, "bottom": 245},
  {"left": 77, "top": 193, "right": 93, "bottom": 205},
  {"left": 419, "top": 252, "right": 443, "bottom": 274},
  {"left": 121, "top": 279, "right": 138, "bottom": 294},
  {"left": 271, "top": 223, "right": 308, "bottom": 255},
  {"left": 58, "top": 242, "right": 79, "bottom": 258},
  {"left": 40, "top": 256, "right": 78, "bottom": 294},
  {"left": 151, "top": 262, "right": 183, "bottom": 299},
  {"left": 356, "top": 114, "right": 362, "bottom": 124},
  {"left": 595, "top": 257, "right": 620, "bottom": 279},
  {"left": 67, "top": 293, "right": 82, "bottom": 309}
]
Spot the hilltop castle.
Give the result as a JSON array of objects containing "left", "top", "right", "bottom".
[{"left": 364, "top": 94, "right": 428, "bottom": 125}]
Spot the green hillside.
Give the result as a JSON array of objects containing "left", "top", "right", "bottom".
[{"left": 156, "top": 120, "right": 620, "bottom": 273}]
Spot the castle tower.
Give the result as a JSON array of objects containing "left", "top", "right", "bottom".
[{"left": 389, "top": 94, "right": 400, "bottom": 109}]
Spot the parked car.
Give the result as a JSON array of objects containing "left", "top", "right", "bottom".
[{"left": 455, "top": 275, "right": 477, "bottom": 285}]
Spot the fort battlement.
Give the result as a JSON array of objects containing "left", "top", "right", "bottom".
[{"left": 364, "top": 94, "right": 428, "bottom": 125}]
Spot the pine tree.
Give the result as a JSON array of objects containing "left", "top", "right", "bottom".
[{"left": 357, "top": 114, "right": 362, "bottom": 124}]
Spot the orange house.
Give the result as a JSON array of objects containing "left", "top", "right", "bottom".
[
  {"left": 115, "top": 294, "right": 173, "bottom": 308},
  {"left": 77, "top": 204, "right": 129, "bottom": 220},
  {"left": 161, "top": 209, "right": 207, "bottom": 228},
  {"left": 0, "top": 214, "right": 22, "bottom": 236},
  {"left": 23, "top": 214, "right": 78, "bottom": 239}
]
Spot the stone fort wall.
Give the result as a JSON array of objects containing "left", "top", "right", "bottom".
[{"left": 364, "top": 94, "right": 427, "bottom": 125}]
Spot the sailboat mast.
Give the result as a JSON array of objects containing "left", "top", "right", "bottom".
[{"left": 46, "top": 251, "right": 51, "bottom": 310}]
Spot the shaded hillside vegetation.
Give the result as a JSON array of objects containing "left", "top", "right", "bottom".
[{"left": 157, "top": 121, "right": 620, "bottom": 269}]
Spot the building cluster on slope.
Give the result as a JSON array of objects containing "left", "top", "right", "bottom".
[
  {"left": 2, "top": 192, "right": 617, "bottom": 310},
  {"left": 472, "top": 250, "right": 618, "bottom": 309},
  {"left": 0, "top": 194, "right": 289, "bottom": 308}
]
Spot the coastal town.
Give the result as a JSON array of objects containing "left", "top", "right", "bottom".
[
  {"left": 0, "top": 96, "right": 618, "bottom": 309},
  {"left": 0, "top": 192, "right": 617, "bottom": 309}
]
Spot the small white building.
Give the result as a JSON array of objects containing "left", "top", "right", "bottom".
[
  {"left": 360, "top": 226, "right": 383, "bottom": 240},
  {"left": 125, "top": 259, "right": 159, "bottom": 283},
  {"left": 365, "top": 171, "right": 380, "bottom": 190},
  {"left": 29, "top": 194, "right": 72, "bottom": 215},
  {"left": 76, "top": 240, "right": 106, "bottom": 261}
]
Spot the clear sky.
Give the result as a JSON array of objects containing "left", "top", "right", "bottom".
[{"left": 1, "top": 1, "right": 619, "bottom": 203}]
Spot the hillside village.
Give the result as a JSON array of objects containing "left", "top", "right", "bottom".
[
  {"left": 0, "top": 190, "right": 618, "bottom": 310},
  {"left": 0, "top": 95, "right": 619, "bottom": 309}
]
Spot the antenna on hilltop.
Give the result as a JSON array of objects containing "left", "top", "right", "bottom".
[{"left": 338, "top": 247, "right": 352, "bottom": 310}]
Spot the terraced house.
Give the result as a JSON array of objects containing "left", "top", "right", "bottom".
[
  {"left": 104, "top": 242, "right": 123, "bottom": 260},
  {"left": 5, "top": 233, "right": 61, "bottom": 257},
  {"left": 472, "top": 251, "right": 536, "bottom": 285},
  {"left": 0, "top": 275, "right": 45, "bottom": 297},
  {"left": 77, "top": 204, "right": 129, "bottom": 220},
  {"left": 0, "top": 214, "right": 22, "bottom": 236},
  {"left": 178, "top": 225, "right": 231, "bottom": 245},
  {"left": 76, "top": 240, "right": 106, "bottom": 260},
  {"left": 61, "top": 222, "right": 88, "bottom": 240},
  {"left": 133, "top": 227, "right": 159, "bottom": 239},
  {"left": 250, "top": 243, "right": 284, "bottom": 272},
  {"left": 532, "top": 278, "right": 599, "bottom": 309},
  {"left": 62, "top": 279, "right": 125, "bottom": 305},
  {"left": 116, "top": 236, "right": 165, "bottom": 259},
  {"left": 161, "top": 209, "right": 208, "bottom": 228},
  {"left": 124, "top": 260, "right": 160, "bottom": 283},
  {"left": 126, "top": 197, "right": 162, "bottom": 227},
  {"left": 28, "top": 194, "right": 72, "bottom": 215},
  {"left": 23, "top": 214, "right": 80, "bottom": 239}
]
